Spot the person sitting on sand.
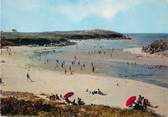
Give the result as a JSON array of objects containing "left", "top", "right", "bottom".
[
  {"left": 65, "top": 97, "right": 71, "bottom": 104},
  {"left": 71, "top": 99, "right": 77, "bottom": 105},
  {"left": 55, "top": 94, "right": 60, "bottom": 100},
  {"left": 92, "top": 90, "right": 98, "bottom": 95},
  {"left": 49, "top": 95, "right": 56, "bottom": 100},
  {"left": 131, "top": 95, "right": 158, "bottom": 111},
  {"left": 97, "top": 89, "right": 105, "bottom": 95},
  {"left": 77, "top": 97, "right": 85, "bottom": 105},
  {"left": 98, "top": 89, "right": 101, "bottom": 94},
  {"left": 0, "top": 78, "right": 5, "bottom": 85},
  {"left": 144, "top": 98, "right": 158, "bottom": 109},
  {"left": 137, "top": 95, "right": 142, "bottom": 104},
  {"left": 60, "top": 94, "right": 62, "bottom": 99},
  {"left": 0, "top": 78, "right": 2, "bottom": 84}
]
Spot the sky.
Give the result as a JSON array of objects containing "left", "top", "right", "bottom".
[{"left": 1, "top": 0, "right": 168, "bottom": 33}]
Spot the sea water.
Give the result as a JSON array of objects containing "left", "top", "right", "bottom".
[{"left": 33, "top": 34, "right": 168, "bottom": 88}]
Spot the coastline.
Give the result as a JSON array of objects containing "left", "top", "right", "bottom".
[{"left": 1, "top": 46, "right": 168, "bottom": 116}]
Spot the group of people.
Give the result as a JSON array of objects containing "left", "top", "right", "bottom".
[
  {"left": 44, "top": 56, "right": 96, "bottom": 75},
  {"left": 131, "top": 95, "right": 158, "bottom": 111},
  {"left": 48, "top": 94, "right": 63, "bottom": 101},
  {"left": 1, "top": 47, "right": 15, "bottom": 56},
  {"left": 86, "top": 88, "right": 106, "bottom": 96},
  {"left": 46, "top": 93, "right": 85, "bottom": 105},
  {"left": 88, "top": 48, "right": 115, "bottom": 57},
  {"left": 65, "top": 97, "right": 85, "bottom": 105}
]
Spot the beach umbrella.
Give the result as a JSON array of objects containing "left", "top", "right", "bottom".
[
  {"left": 64, "top": 92, "right": 74, "bottom": 99},
  {"left": 125, "top": 96, "right": 136, "bottom": 107}
]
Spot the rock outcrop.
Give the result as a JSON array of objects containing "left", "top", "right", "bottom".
[{"left": 142, "top": 40, "right": 168, "bottom": 54}]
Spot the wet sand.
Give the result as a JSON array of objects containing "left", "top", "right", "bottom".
[{"left": 1, "top": 46, "right": 168, "bottom": 116}]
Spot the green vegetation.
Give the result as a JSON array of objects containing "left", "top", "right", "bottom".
[
  {"left": 1, "top": 91, "right": 161, "bottom": 117},
  {"left": 1, "top": 29, "right": 130, "bottom": 47}
]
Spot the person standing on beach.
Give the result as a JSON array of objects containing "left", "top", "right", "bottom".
[
  {"left": 78, "top": 61, "right": 80, "bottom": 65},
  {"left": 74, "top": 56, "right": 77, "bottom": 60},
  {"left": 61, "top": 62, "right": 64, "bottom": 68},
  {"left": 70, "top": 71, "right": 73, "bottom": 75},
  {"left": 56, "top": 59, "right": 59, "bottom": 63},
  {"left": 80, "top": 65, "right": 83, "bottom": 71},
  {"left": 69, "top": 66, "right": 72, "bottom": 72},
  {"left": 83, "top": 64, "right": 85, "bottom": 68},
  {"left": 26, "top": 72, "right": 33, "bottom": 82},
  {"left": 91, "top": 62, "right": 94, "bottom": 67},
  {"left": 92, "top": 66, "right": 95, "bottom": 72},
  {"left": 64, "top": 69, "right": 67, "bottom": 74}
]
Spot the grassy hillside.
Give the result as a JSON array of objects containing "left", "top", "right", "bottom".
[
  {"left": 1, "top": 91, "right": 161, "bottom": 117},
  {"left": 1, "top": 29, "right": 130, "bottom": 47}
]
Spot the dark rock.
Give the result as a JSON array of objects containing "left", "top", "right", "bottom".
[{"left": 142, "top": 40, "right": 168, "bottom": 54}]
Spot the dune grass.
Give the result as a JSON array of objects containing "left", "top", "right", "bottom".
[{"left": 1, "top": 96, "right": 161, "bottom": 117}]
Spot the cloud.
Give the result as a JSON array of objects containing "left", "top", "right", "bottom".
[
  {"left": 2, "top": 0, "right": 144, "bottom": 22},
  {"left": 52, "top": 0, "right": 143, "bottom": 21}
]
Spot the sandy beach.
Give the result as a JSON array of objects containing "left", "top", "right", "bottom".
[{"left": 0, "top": 46, "right": 168, "bottom": 116}]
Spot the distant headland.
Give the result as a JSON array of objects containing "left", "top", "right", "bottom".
[{"left": 1, "top": 29, "right": 131, "bottom": 47}]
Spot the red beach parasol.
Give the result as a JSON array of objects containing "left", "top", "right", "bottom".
[
  {"left": 64, "top": 92, "right": 74, "bottom": 99},
  {"left": 125, "top": 96, "right": 136, "bottom": 107}
]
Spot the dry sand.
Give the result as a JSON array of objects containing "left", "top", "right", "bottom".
[{"left": 1, "top": 46, "right": 168, "bottom": 116}]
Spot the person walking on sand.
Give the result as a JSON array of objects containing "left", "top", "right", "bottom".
[{"left": 26, "top": 72, "right": 33, "bottom": 82}]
